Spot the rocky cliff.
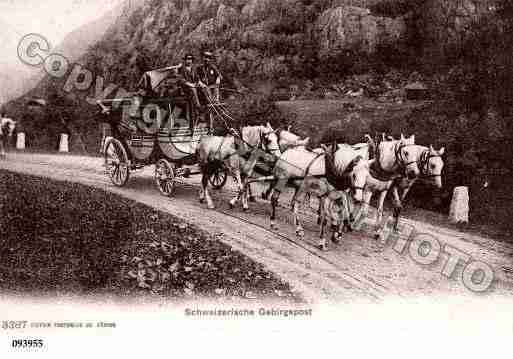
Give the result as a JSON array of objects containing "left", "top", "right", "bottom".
[
  {"left": 4, "top": 0, "right": 509, "bottom": 151},
  {"left": 419, "top": 0, "right": 499, "bottom": 60},
  {"left": 9, "top": 0, "right": 503, "bottom": 106}
]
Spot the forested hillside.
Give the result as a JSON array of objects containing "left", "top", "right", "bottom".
[{"left": 4, "top": 0, "right": 513, "bottom": 232}]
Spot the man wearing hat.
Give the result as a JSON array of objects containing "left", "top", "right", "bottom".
[
  {"left": 198, "top": 51, "right": 222, "bottom": 102},
  {"left": 178, "top": 53, "right": 202, "bottom": 111}
]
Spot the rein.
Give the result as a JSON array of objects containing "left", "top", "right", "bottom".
[{"left": 305, "top": 151, "right": 324, "bottom": 178}]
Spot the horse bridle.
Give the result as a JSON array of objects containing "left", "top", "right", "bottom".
[
  {"left": 259, "top": 129, "right": 280, "bottom": 155},
  {"left": 394, "top": 142, "right": 419, "bottom": 170},
  {"left": 419, "top": 149, "right": 442, "bottom": 178}
]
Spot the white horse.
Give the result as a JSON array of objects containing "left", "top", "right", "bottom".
[
  {"left": 389, "top": 144, "right": 445, "bottom": 230},
  {"left": 0, "top": 117, "right": 16, "bottom": 158},
  {"left": 256, "top": 127, "right": 310, "bottom": 201},
  {"left": 317, "top": 134, "right": 421, "bottom": 240},
  {"left": 311, "top": 134, "right": 376, "bottom": 226},
  {"left": 228, "top": 126, "right": 310, "bottom": 207},
  {"left": 356, "top": 135, "right": 423, "bottom": 238},
  {"left": 197, "top": 122, "right": 281, "bottom": 210},
  {"left": 360, "top": 134, "right": 445, "bottom": 232},
  {"left": 257, "top": 143, "right": 369, "bottom": 250}
]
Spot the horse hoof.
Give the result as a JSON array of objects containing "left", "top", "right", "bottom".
[
  {"left": 199, "top": 198, "right": 204, "bottom": 204},
  {"left": 318, "top": 243, "right": 328, "bottom": 251},
  {"left": 249, "top": 196, "right": 256, "bottom": 203},
  {"left": 374, "top": 232, "right": 382, "bottom": 241},
  {"left": 228, "top": 202, "right": 234, "bottom": 209},
  {"left": 296, "top": 229, "right": 305, "bottom": 238},
  {"left": 343, "top": 220, "right": 353, "bottom": 232},
  {"left": 270, "top": 223, "right": 278, "bottom": 230},
  {"left": 331, "top": 235, "right": 340, "bottom": 244},
  {"left": 242, "top": 207, "right": 249, "bottom": 212}
]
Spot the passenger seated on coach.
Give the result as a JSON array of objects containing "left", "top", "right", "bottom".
[{"left": 197, "top": 51, "right": 222, "bottom": 104}]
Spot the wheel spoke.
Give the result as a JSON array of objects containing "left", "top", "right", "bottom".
[
  {"left": 155, "top": 159, "right": 175, "bottom": 196},
  {"left": 111, "top": 165, "right": 117, "bottom": 183},
  {"left": 104, "top": 139, "right": 129, "bottom": 187},
  {"left": 116, "top": 165, "right": 122, "bottom": 184}
]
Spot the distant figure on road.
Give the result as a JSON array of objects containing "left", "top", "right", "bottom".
[{"left": 0, "top": 113, "right": 17, "bottom": 158}]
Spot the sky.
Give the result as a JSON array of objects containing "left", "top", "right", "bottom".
[{"left": 0, "top": 0, "right": 124, "bottom": 70}]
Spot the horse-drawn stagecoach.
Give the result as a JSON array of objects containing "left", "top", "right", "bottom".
[
  {"left": 95, "top": 65, "right": 445, "bottom": 250},
  {"left": 96, "top": 66, "right": 228, "bottom": 196}
]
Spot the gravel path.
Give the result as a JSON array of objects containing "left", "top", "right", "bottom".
[{"left": 1, "top": 152, "right": 512, "bottom": 304}]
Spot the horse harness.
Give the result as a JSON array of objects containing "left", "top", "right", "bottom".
[
  {"left": 370, "top": 142, "right": 417, "bottom": 181},
  {"left": 323, "top": 147, "right": 365, "bottom": 192},
  {"left": 230, "top": 128, "right": 279, "bottom": 171}
]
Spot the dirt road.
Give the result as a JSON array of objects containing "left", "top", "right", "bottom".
[{"left": 1, "top": 152, "right": 513, "bottom": 304}]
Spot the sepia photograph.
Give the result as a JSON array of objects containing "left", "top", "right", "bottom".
[{"left": 0, "top": 0, "right": 512, "bottom": 356}]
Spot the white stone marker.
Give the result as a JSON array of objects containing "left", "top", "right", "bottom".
[
  {"left": 16, "top": 132, "right": 25, "bottom": 150},
  {"left": 59, "top": 133, "right": 69, "bottom": 152},
  {"left": 449, "top": 186, "right": 469, "bottom": 223}
]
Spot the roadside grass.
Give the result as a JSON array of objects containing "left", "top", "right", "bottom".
[{"left": 0, "top": 170, "right": 301, "bottom": 302}]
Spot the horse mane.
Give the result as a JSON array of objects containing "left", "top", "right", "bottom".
[{"left": 376, "top": 140, "right": 397, "bottom": 167}]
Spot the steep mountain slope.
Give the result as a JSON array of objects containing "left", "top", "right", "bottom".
[
  {"left": 0, "top": 0, "right": 140, "bottom": 106},
  {"left": 4, "top": 0, "right": 505, "bottom": 153},
  {"left": 5, "top": 0, "right": 415, "bottom": 146}
]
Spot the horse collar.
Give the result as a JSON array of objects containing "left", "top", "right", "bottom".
[
  {"left": 370, "top": 160, "right": 396, "bottom": 181},
  {"left": 370, "top": 142, "right": 407, "bottom": 180}
]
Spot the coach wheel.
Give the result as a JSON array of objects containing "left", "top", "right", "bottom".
[
  {"left": 208, "top": 165, "right": 228, "bottom": 189},
  {"left": 104, "top": 138, "right": 130, "bottom": 187},
  {"left": 155, "top": 158, "right": 176, "bottom": 197}
]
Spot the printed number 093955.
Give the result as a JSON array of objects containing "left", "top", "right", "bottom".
[{"left": 12, "top": 339, "right": 44, "bottom": 348}]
